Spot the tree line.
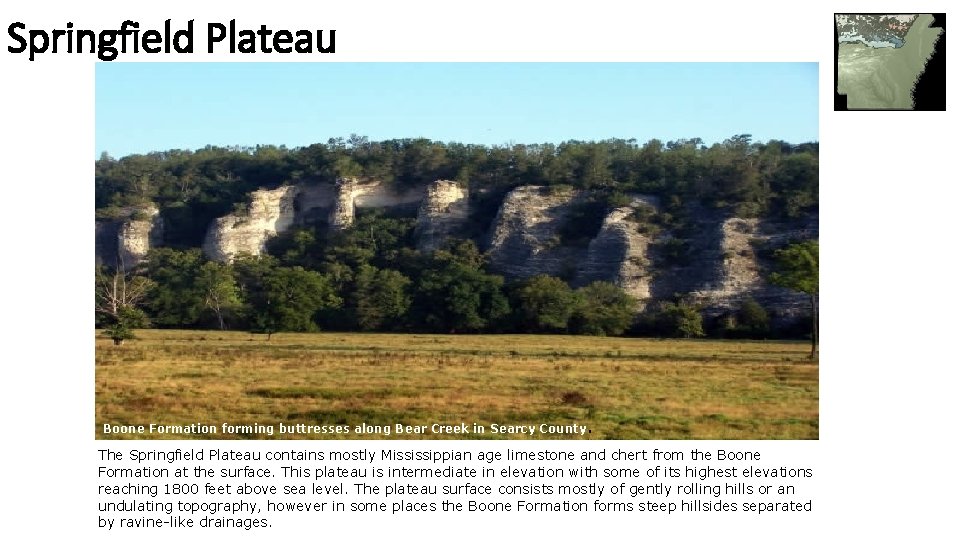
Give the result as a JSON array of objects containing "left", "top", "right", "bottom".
[
  {"left": 96, "top": 135, "right": 818, "bottom": 348},
  {"left": 96, "top": 216, "right": 642, "bottom": 339},
  {"left": 96, "top": 207, "right": 818, "bottom": 348},
  {"left": 96, "top": 134, "right": 818, "bottom": 249}
]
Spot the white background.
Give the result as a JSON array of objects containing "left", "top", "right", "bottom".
[{"left": 1, "top": 0, "right": 957, "bottom": 537}]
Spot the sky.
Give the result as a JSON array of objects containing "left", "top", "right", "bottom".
[{"left": 95, "top": 62, "right": 818, "bottom": 157}]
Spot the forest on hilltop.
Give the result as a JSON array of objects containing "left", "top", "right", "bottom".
[
  {"left": 97, "top": 135, "right": 817, "bottom": 247},
  {"left": 96, "top": 135, "right": 818, "bottom": 341}
]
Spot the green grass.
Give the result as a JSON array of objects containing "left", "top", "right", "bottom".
[{"left": 95, "top": 329, "right": 818, "bottom": 440}]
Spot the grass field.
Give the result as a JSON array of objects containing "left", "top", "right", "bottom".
[{"left": 95, "top": 330, "right": 818, "bottom": 440}]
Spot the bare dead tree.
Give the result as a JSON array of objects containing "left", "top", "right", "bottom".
[
  {"left": 95, "top": 262, "right": 153, "bottom": 344},
  {"left": 96, "top": 267, "right": 152, "bottom": 318}
]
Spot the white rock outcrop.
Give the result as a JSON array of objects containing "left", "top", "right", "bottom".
[
  {"left": 415, "top": 180, "right": 468, "bottom": 253},
  {"left": 202, "top": 185, "right": 300, "bottom": 262},
  {"left": 329, "top": 177, "right": 427, "bottom": 231},
  {"left": 702, "top": 217, "right": 764, "bottom": 301},
  {"left": 189, "top": 177, "right": 817, "bottom": 322},
  {"left": 329, "top": 177, "right": 362, "bottom": 231},
  {"left": 687, "top": 216, "right": 816, "bottom": 316},
  {"left": 118, "top": 205, "right": 163, "bottom": 269},
  {"left": 576, "top": 198, "right": 656, "bottom": 305},
  {"left": 487, "top": 186, "right": 583, "bottom": 280},
  {"left": 95, "top": 204, "right": 163, "bottom": 268},
  {"left": 202, "top": 179, "right": 429, "bottom": 261}
]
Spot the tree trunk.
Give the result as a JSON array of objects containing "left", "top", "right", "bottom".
[{"left": 809, "top": 293, "right": 818, "bottom": 359}]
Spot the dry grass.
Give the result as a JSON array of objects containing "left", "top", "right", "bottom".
[{"left": 95, "top": 330, "right": 818, "bottom": 440}]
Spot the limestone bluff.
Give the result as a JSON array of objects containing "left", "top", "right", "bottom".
[{"left": 95, "top": 176, "right": 817, "bottom": 321}]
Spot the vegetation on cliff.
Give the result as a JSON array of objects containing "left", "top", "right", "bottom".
[
  {"left": 95, "top": 135, "right": 818, "bottom": 340},
  {"left": 97, "top": 135, "right": 817, "bottom": 248}
]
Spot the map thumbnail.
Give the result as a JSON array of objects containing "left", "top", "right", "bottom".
[{"left": 835, "top": 14, "right": 945, "bottom": 110}]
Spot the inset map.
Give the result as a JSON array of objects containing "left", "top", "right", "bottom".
[{"left": 835, "top": 14, "right": 945, "bottom": 110}]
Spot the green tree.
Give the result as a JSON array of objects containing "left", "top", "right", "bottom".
[
  {"left": 196, "top": 261, "right": 241, "bottom": 330},
  {"left": 353, "top": 265, "right": 412, "bottom": 331},
  {"left": 269, "top": 228, "right": 321, "bottom": 268},
  {"left": 513, "top": 275, "right": 581, "bottom": 332},
  {"left": 95, "top": 266, "right": 154, "bottom": 345},
  {"left": 769, "top": 154, "right": 818, "bottom": 219},
  {"left": 571, "top": 281, "right": 638, "bottom": 336},
  {"left": 245, "top": 266, "right": 342, "bottom": 338},
  {"left": 103, "top": 310, "right": 137, "bottom": 345},
  {"left": 770, "top": 240, "right": 819, "bottom": 357},
  {"left": 96, "top": 136, "right": 819, "bottom": 250},
  {"left": 414, "top": 243, "right": 509, "bottom": 333},
  {"left": 716, "top": 298, "right": 770, "bottom": 338},
  {"left": 737, "top": 298, "right": 770, "bottom": 337},
  {"left": 647, "top": 299, "right": 704, "bottom": 338},
  {"left": 144, "top": 248, "right": 205, "bottom": 327}
]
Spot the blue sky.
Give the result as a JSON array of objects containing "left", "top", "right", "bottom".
[{"left": 96, "top": 63, "right": 818, "bottom": 157}]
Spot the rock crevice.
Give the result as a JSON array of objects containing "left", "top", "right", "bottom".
[
  {"left": 415, "top": 180, "right": 469, "bottom": 253},
  {"left": 95, "top": 204, "right": 163, "bottom": 269},
  {"left": 184, "top": 179, "right": 818, "bottom": 321},
  {"left": 202, "top": 179, "right": 453, "bottom": 261},
  {"left": 575, "top": 197, "right": 656, "bottom": 305},
  {"left": 487, "top": 186, "right": 585, "bottom": 281},
  {"left": 202, "top": 185, "right": 300, "bottom": 262}
]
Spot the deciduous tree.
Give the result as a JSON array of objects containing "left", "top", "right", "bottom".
[
  {"left": 513, "top": 275, "right": 581, "bottom": 332},
  {"left": 95, "top": 265, "right": 154, "bottom": 344},
  {"left": 571, "top": 281, "right": 638, "bottom": 336},
  {"left": 197, "top": 261, "right": 241, "bottom": 330},
  {"left": 245, "top": 265, "right": 342, "bottom": 338},
  {"left": 770, "top": 240, "right": 819, "bottom": 358}
]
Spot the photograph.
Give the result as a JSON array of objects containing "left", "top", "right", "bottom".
[{"left": 94, "top": 62, "right": 819, "bottom": 440}]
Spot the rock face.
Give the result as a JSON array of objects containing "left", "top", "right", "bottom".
[
  {"left": 329, "top": 177, "right": 361, "bottom": 230},
  {"left": 486, "top": 185, "right": 817, "bottom": 318},
  {"left": 487, "top": 186, "right": 585, "bottom": 280},
  {"left": 741, "top": 216, "right": 819, "bottom": 318},
  {"left": 644, "top": 210, "right": 724, "bottom": 304},
  {"left": 182, "top": 178, "right": 819, "bottom": 322},
  {"left": 202, "top": 185, "right": 299, "bottom": 262},
  {"left": 684, "top": 215, "right": 818, "bottom": 318},
  {"left": 711, "top": 218, "right": 767, "bottom": 300},
  {"left": 95, "top": 204, "right": 163, "bottom": 268},
  {"left": 353, "top": 180, "right": 424, "bottom": 211},
  {"left": 487, "top": 187, "right": 658, "bottom": 305},
  {"left": 669, "top": 216, "right": 766, "bottom": 313},
  {"left": 415, "top": 180, "right": 469, "bottom": 252},
  {"left": 202, "top": 179, "right": 430, "bottom": 261},
  {"left": 294, "top": 183, "right": 337, "bottom": 225},
  {"left": 95, "top": 220, "right": 121, "bottom": 267},
  {"left": 331, "top": 177, "right": 425, "bottom": 230},
  {"left": 118, "top": 205, "right": 163, "bottom": 269},
  {"left": 575, "top": 197, "right": 657, "bottom": 305}
]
